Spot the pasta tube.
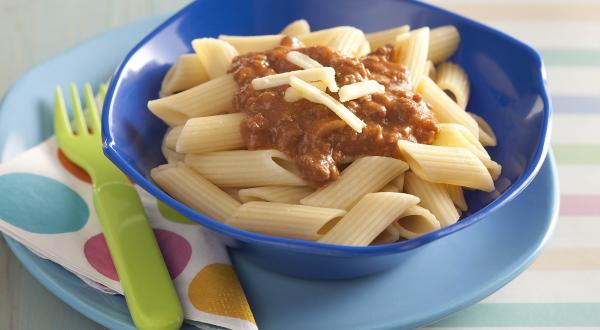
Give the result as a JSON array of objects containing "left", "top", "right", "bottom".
[
  {"left": 164, "top": 126, "right": 182, "bottom": 150},
  {"left": 160, "top": 54, "right": 209, "bottom": 97},
  {"left": 148, "top": 74, "right": 237, "bottom": 126},
  {"left": 151, "top": 163, "right": 240, "bottom": 222},
  {"left": 327, "top": 27, "right": 366, "bottom": 57},
  {"left": 395, "top": 205, "right": 441, "bottom": 239},
  {"left": 280, "top": 19, "right": 310, "bottom": 36},
  {"left": 301, "top": 156, "right": 408, "bottom": 210},
  {"left": 403, "top": 172, "right": 460, "bottom": 227},
  {"left": 318, "top": 193, "right": 419, "bottom": 246},
  {"left": 226, "top": 202, "right": 346, "bottom": 241},
  {"left": 298, "top": 26, "right": 350, "bottom": 47},
  {"left": 372, "top": 223, "right": 400, "bottom": 245},
  {"left": 176, "top": 112, "right": 246, "bottom": 154},
  {"left": 185, "top": 150, "right": 306, "bottom": 187},
  {"left": 446, "top": 185, "right": 467, "bottom": 211},
  {"left": 394, "top": 27, "right": 430, "bottom": 87},
  {"left": 417, "top": 77, "right": 479, "bottom": 136},
  {"left": 436, "top": 62, "right": 470, "bottom": 109},
  {"left": 238, "top": 186, "right": 314, "bottom": 204},
  {"left": 161, "top": 142, "right": 185, "bottom": 164},
  {"left": 429, "top": 25, "right": 460, "bottom": 64},
  {"left": 366, "top": 25, "right": 410, "bottom": 49},
  {"left": 398, "top": 140, "right": 494, "bottom": 192},
  {"left": 469, "top": 112, "right": 498, "bottom": 147},
  {"left": 192, "top": 38, "right": 238, "bottom": 79}
]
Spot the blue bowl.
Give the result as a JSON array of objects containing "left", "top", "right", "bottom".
[{"left": 102, "top": 0, "right": 551, "bottom": 279}]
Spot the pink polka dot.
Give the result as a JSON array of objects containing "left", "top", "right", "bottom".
[
  {"left": 84, "top": 229, "right": 192, "bottom": 281},
  {"left": 84, "top": 234, "right": 118, "bottom": 280}
]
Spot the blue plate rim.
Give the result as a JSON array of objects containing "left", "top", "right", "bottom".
[{"left": 101, "top": 0, "right": 553, "bottom": 256}]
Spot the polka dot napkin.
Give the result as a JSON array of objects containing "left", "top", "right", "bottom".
[{"left": 0, "top": 138, "right": 257, "bottom": 330}]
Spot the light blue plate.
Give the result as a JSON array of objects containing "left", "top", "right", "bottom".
[{"left": 0, "top": 16, "right": 559, "bottom": 330}]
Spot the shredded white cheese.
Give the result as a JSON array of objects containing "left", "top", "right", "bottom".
[
  {"left": 338, "top": 80, "right": 385, "bottom": 102},
  {"left": 284, "top": 81, "right": 327, "bottom": 102},
  {"left": 286, "top": 51, "right": 323, "bottom": 69},
  {"left": 251, "top": 67, "right": 339, "bottom": 92},
  {"left": 289, "top": 76, "right": 366, "bottom": 133}
]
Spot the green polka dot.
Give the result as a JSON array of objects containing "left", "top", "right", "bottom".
[{"left": 157, "top": 200, "right": 196, "bottom": 225}]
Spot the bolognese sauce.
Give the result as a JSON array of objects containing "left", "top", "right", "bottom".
[{"left": 229, "top": 36, "right": 438, "bottom": 187}]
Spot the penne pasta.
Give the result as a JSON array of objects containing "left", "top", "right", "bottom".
[
  {"left": 403, "top": 172, "right": 459, "bottom": 227},
  {"left": 429, "top": 25, "right": 460, "bottom": 64},
  {"left": 318, "top": 192, "right": 419, "bottom": 246},
  {"left": 357, "top": 39, "right": 371, "bottom": 57},
  {"left": 427, "top": 60, "right": 437, "bottom": 80},
  {"left": 372, "top": 222, "right": 400, "bottom": 245},
  {"left": 222, "top": 187, "right": 242, "bottom": 202},
  {"left": 482, "top": 158, "right": 502, "bottom": 181},
  {"left": 366, "top": 25, "right": 410, "bottom": 49},
  {"left": 338, "top": 80, "right": 385, "bottom": 102},
  {"left": 176, "top": 112, "right": 246, "bottom": 154},
  {"left": 286, "top": 51, "right": 323, "bottom": 69},
  {"left": 433, "top": 123, "right": 489, "bottom": 160},
  {"left": 151, "top": 163, "right": 241, "bottom": 222},
  {"left": 192, "top": 38, "right": 238, "bottom": 79},
  {"left": 298, "top": 26, "right": 350, "bottom": 47},
  {"left": 185, "top": 150, "right": 306, "bottom": 187},
  {"left": 380, "top": 184, "right": 400, "bottom": 193},
  {"left": 238, "top": 186, "right": 314, "bottom": 204},
  {"left": 280, "top": 19, "right": 310, "bottom": 36},
  {"left": 148, "top": 74, "right": 237, "bottom": 126},
  {"left": 160, "top": 54, "right": 209, "bottom": 97},
  {"left": 301, "top": 156, "right": 408, "bottom": 210},
  {"left": 469, "top": 112, "right": 498, "bottom": 147},
  {"left": 417, "top": 77, "right": 479, "bottom": 137},
  {"left": 433, "top": 123, "right": 501, "bottom": 178},
  {"left": 398, "top": 140, "right": 494, "bottom": 192},
  {"left": 436, "top": 62, "right": 470, "bottom": 109},
  {"left": 446, "top": 184, "right": 468, "bottom": 211},
  {"left": 327, "top": 27, "right": 366, "bottom": 57},
  {"left": 161, "top": 143, "right": 185, "bottom": 164},
  {"left": 394, "top": 27, "right": 430, "bottom": 88},
  {"left": 164, "top": 126, "right": 183, "bottom": 150},
  {"left": 391, "top": 173, "right": 405, "bottom": 192},
  {"left": 395, "top": 205, "right": 441, "bottom": 239},
  {"left": 226, "top": 202, "right": 345, "bottom": 241},
  {"left": 289, "top": 76, "right": 365, "bottom": 132},
  {"left": 218, "top": 34, "right": 284, "bottom": 54},
  {"left": 251, "top": 67, "right": 338, "bottom": 92}
]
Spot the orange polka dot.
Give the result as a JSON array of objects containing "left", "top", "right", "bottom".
[
  {"left": 188, "top": 263, "right": 256, "bottom": 324},
  {"left": 57, "top": 149, "right": 91, "bottom": 183}
]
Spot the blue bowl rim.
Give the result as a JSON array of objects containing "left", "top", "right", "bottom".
[{"left": 102, "top": 0, "right": 552, "bottom": 256}]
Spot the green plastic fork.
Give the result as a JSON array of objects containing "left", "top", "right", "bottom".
[{"left": 54, "top": 84, "right": 183, "bottom": 330}]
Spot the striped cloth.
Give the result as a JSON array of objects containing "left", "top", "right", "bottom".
[{"left": 426, "top": 0, "right": 600, "bottom": 328}]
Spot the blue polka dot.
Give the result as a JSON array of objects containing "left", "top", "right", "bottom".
[{"left": 0, "top": 173, "right": 88, "bottom": 233}]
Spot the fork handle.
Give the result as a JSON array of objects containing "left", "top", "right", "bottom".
[{"left": 93, "top": 181, "right": 183, "bottom": 330}]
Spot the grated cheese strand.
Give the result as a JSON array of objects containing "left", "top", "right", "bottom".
[
  {"left": 338, "top": 80, "right": 385, "bottom": 102},
  {"left": 286, "top": 51, "right": 323, "bottom": 69},
  {"left": 251, "top": 67, "right": 338, "bottom": 92},
  {"left": 289, "top": 76, "right": 366, "bottom": 133}
]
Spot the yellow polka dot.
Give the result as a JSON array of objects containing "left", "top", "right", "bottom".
[{"left": 188, "top": 263, "right": 256, "bottom": 324}]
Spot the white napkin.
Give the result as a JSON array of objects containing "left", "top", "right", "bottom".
[{"left": 0, "top": 138, "right": 257, "bottom": 330}]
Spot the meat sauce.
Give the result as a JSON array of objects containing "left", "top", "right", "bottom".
[{"left": 229, "top": 37, "right": 438, "bottom": 187}]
